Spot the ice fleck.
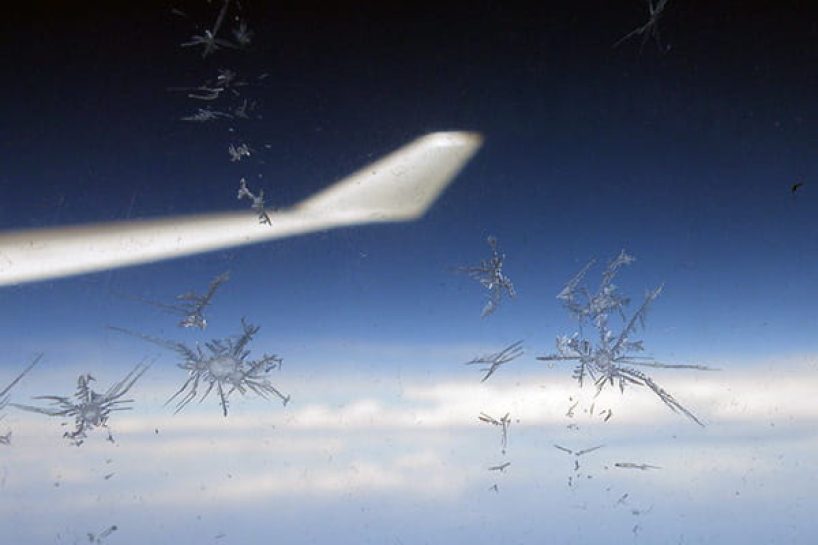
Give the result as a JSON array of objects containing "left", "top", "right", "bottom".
[
  {"left": 180, "top": 0, "right": 236, "bottom": 57},
  {"left": 13, "top": 363, "right": 148, "bottom": 446},
  {"left": 181, "top": 107, "right": 233, "bottom": 122},
  {"left": 0, "top": 354, "right": 43, "bottom": 445},
  {"left": 478, "top": 411, "right": 511, "bottom": 454},
  {"left": 457, "top": 236, "right": 516, "bottom": 317},
  {"left": 614, "top": 462, "right": 662, "bottom": 470},
  {"left": 87, "top": 525, "right": 117, "bottom": 544},
  {"left": 232, "top": 20, "right": 254, "bottom": 47},
  {"left": 228, "top": 143, "right": 252, "bottom": 162}
]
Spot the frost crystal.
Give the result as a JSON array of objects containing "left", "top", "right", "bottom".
[
  {"left": 13, "top": 363, "right": 148, "bottom": 446},
  {"left": 614, "top": 0, "right": 671, "bottom": 52},
  {"left": 539, "top": 250, "right": 713, "bottom": 425},
  {"left": 180, "top": 0, "right": 237, "bottom": 57},
  {"left": 181, "top": 107, "right": 233, "bottom": 122},
  {"left": 0, "top": 354, "right": 42, "bottom": 445},
  {"left": 136, "top": 272, "right": 229, "bottom": 329},
  {"left": 233, "top": 20, "right": 254, "bottom": 47},
  {"left": 465, "top": 340, "right": 523, "bottom": 382},
  {"left": 458, "top": 236, "right": 516, "bottom": 317},
  {"left": 228, "top": 143, "right": 252, "bottom": 162},
  {"left": 614, "top": 462, "right": 661, "bottom": 470},
  {"left": 87, "top": 525, "right": 117, "bottom": 544},
  {"left": 237, "top": 177, "right": 272, "bottom": 224},
  {"left": 112, "top": 320, "right": 289, "bottom": 416}
]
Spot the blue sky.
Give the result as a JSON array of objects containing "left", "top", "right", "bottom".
[{"left": 2, "top": 1, "right": 818, "bottom": 543}]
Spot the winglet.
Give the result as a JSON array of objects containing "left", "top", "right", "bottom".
[
  {"left": 295, "top": 131, "right": 483, "bottom": 221},
  {"left": 0, "top": 131, "right": 482, "bottom": 286}
]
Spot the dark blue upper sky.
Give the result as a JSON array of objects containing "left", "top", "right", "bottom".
[{"left": 2, "top": 0, "right": 818, "bottom": 366}]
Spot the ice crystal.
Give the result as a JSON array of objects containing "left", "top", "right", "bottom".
[
  {"left": 180, "top": 0, "right": 236, "bottom": 57},
  {"left": 553, "top": 443, "right": 604, "bottom": 487},
  {"left": 538, "top": 250, "right": 713, "bottom": 425},
  {"left": 111, "top": 320, "right": 289, "bottom": 416},
  {"left": 216, "top": 68, "right": 239, "bottom": 88},
  {"left": 458, "top": 236, "right": 516, "bottom": 317},
  {"left": 465, "top": 340, "right": 523, "bottom": 382},
  {"left": 182, "top": 86, "right": 225, "bottom": 101},
  {"left": 614, "top": 462, "right": 661, "bottom": 470},
  {"left": 0, "top": 354, "right": 42, "bottom": 445},
  {"left": 181, "top": 107, "right": 233, "bottom": 122},
  {"left": 136, "top": 272, "right": 229, "bottom": 329},
  {"left": 233, "top": 20, "right": 254, "bottom": 47},
  {"left": 614, "top": 0, "right": 671, "bottom": 52},
  {"left": 233, "top": 98, "right": 251, "bottom": 118},
  {"left": 228, "top": 143, "right": 252, "bottom": 162},
  {"left": 478, "top": 411, "right": 511, "bottom": 454},
  {"left": 13, "top": 363, "right": 148, "bottom": 446},
  {"left": 87, "top": 525, "right": 117, "bottom": 544},
  {"left": 237, "top": 177, "right": 272, "bottom": 224}
]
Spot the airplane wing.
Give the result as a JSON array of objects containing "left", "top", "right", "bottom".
[{"left": 0, "top": 131, "right": 482, "bottom": 286}]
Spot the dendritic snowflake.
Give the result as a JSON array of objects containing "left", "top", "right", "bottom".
[
  {"left": 13, "top": 363, "right": 148, "bottom": 446},
  {"left": 112, "top": 320, "right": 289, "bottom": 416},
  {"left": 0, "top": 354, "right": 42, "bottom": 445},
  {"left": 458, "top": 236, "right": 516, "bottom": 317},
  {"left": 538, "top": 250, "right": 713, "bottom": 425}
]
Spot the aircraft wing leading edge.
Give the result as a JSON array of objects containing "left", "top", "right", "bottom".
[{"left": 0, "top": 131, "right": 482, "bottom": 286}]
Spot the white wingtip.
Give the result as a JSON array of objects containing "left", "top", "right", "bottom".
[
  {"left": 0, "top": 131, "right": 482, "bottom": 286},
  {"left": 295, "top": 131, "right": 483, "bottom": 221}
]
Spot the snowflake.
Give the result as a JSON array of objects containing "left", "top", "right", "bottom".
[
  {"left": 13, "top": 363, "right": 148, "bottom": 446},
  {"left": 112, "top": 320, "right": 289, "bottom": 416},
  {"left": 538, "top": 250, "right": 713, "bottom": 425},
  {"left": 0, "top": 354, "right": 42, "bottom": 445},
  {"left": 458, "top": 236, "right": 516, "bottom": 317}
]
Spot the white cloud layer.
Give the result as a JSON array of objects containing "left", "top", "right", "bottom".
[{"left": 2, "top": 353, "right": 818, "bottom": 544}]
